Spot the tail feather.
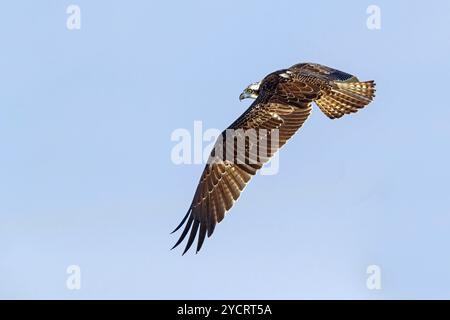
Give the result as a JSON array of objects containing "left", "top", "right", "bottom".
[{"left": 315, "top": 80, "right": 376, "bottom": 119}]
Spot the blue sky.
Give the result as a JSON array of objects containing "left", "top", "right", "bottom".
[{"left": 1, "top": 0, "right": 450, "bottom": 299}]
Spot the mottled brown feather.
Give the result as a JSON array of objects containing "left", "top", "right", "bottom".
[{"left": 172, "top": 62, "right": 376, "bottom": 254}]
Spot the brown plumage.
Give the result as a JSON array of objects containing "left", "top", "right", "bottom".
[{"left": 171, "top": 63, "right": 376, "bottom": 254}]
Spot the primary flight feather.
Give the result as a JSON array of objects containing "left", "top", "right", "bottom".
[{"left": 171, "top": 62, "right": 376, "bottom": 255}]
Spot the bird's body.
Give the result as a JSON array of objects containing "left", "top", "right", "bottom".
[{"left": 172, "top": 62, "right": 376, "bottom": 254}]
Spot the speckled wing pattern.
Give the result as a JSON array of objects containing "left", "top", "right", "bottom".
[
  {"left": 289, "top": 63, "right": 376, "bottom": 119},
  {"left": 172, "top": 63, "right": 376, "bottom": 254}
]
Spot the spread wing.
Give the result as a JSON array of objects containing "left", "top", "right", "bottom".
[
  {"left": 171, "top": 76, "right": 317, "bottom": 254},
  {"left": 289, "top": 63, "right": 360, "bottom": 83},
  {"left": 171, "top": 63, "right": 375, "bottom": 254},
  {"left": 288, "top": 63, "right": 376, "bottom": 119}
]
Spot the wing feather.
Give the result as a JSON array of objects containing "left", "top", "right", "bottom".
[
  {"left": 172, "top": 62, "right": 374, "bottom": 254},
  {"left": 172, "top": 100, "right": 312, "bottom": 253}
]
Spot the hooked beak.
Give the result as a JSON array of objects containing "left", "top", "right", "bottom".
[{"left": 239, "top": 92, "right": 249, "bottom": 101}]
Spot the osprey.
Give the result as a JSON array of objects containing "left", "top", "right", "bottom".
[{"left": 172, "top": 63, "right": 376, "bottom": 255}]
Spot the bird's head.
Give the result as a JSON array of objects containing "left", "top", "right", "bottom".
[{"left": 239, "top": 81, "right": 261, "bottom": 101}]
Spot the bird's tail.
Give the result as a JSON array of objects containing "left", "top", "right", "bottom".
[{"left": 315, "top": 80, "right": 376, "bottom": 119}]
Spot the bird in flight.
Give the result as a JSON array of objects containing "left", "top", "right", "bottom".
[{"left": 171, "top": 63, "right": 376, "bottom": 255}]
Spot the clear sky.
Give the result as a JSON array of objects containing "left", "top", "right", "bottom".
[{"left": 1, "top": 0, "right": 450, "bottom": 299}]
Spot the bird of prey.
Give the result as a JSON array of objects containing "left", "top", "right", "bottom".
[{"left": 171, "top": 62, "right": 376, "bottom": 255}]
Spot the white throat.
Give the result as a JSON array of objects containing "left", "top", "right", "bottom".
[{"left": 249, "top": 82, "right": 261, "bottom": 91}]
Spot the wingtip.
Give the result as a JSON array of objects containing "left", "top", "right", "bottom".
[
  {"left": 181, "top": 220, "right": 200, "bottom": 255},
  {"left": 171, "top": 207, "right": 192, "bottom": 234},
  {"left": 170, "top": 215, "right": 194, "bottom": 254}
]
